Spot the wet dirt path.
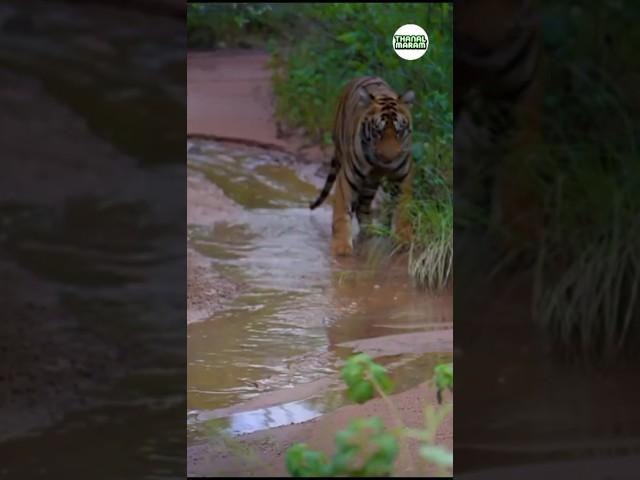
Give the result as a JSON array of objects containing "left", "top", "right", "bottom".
[
  {"left": 188, "top": 50, "right": 279, "bottom": 145},
  {"left": 186, "top": 138, "right": 453, "bottom": 476},
  {"left": 187, "top": 50, "right": 453, "bottom": 476},
  {"left": 187, "top": 50, "right": 328, "bottom": 161}
]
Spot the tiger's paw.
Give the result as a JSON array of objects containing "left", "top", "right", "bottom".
[{"left": 331, "top": 239, "right": 353, "bottom": 256}]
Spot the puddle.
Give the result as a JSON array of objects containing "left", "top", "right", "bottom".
[
  {"left": 188, "top": 351, "right": 451, "bottom": 442},
  {"left": 190, "top": 397, "right": 329, "bottom": 437},
  {"left": 187, "top": 139, "right": 453, "bottom": 446}
]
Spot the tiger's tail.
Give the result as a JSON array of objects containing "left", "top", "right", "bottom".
[{"left": 309, "top": 155, "right": 340, "bottom": 210}]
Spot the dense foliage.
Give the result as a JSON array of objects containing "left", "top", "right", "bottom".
[{"left": 530, "top": 1, "right": 640, "bottom": 359}]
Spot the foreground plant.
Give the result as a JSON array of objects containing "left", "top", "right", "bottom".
[{"left": 285, "top": 354, "right": 453, "bottom": 477}]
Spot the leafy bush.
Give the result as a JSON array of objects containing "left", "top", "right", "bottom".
[
  {"left": 285, "top": 354, "right": 453, "bottom": 477},
  {"left": 187, "top": 3, "right": 293, "bottom": 49}
]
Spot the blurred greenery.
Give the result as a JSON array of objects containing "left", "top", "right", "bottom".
[
  {"left": 187, "top": 3, "right": 284, "bottom": 49},
  {"left": 285, "top": 355, "right": 453, "bottom": 477},
  {"left": 187, "top": 3, "right": 453, "bottom": 289}
]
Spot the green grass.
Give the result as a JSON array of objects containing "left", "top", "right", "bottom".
[
  {"left": 188, "top": 3, "right": 453, "bottom": 290},
  {"left": 409, "top": 194, "right": 452, "bottom": 291},
  {"left": 528, "top": 1, "right": 640, "bottom": 360}
]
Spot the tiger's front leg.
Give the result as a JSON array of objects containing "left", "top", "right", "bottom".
[
  {"left": 331, "top": 172, "right": 355, "bottom": 256},
  {"left": 355, "top": 178, "right": 380, "bottom": 244}
]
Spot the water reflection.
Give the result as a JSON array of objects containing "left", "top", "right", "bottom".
[{"left": 191, "top": 399, "right": 327, "bottom": 437}]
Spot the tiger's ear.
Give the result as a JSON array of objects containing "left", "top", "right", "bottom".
[
  {"left": 357, "top": 87, "right": 374, "bottom": 106},
  {"left": 400, "top": 90, "right": 415, "bottom": 107}
]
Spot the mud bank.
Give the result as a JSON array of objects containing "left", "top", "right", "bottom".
[
  {"left": 187, "top": 50, "right": 328, "bottom": 165},
  {"left": 187, "top": 248, "right": 240, "bottom": 325},
  {"left": 187, "top": 168, "right": 244, "bottom": 324}
]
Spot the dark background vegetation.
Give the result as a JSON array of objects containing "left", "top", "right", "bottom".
[
  {"left": 1, "top": 0, "right": 185, "bottom": 477},
  {"left": 188, "top": 2, "right": 453, "bottom": 290},
  {"left": 455, "top": 0, "right": 640, "bottom": 476},
  {"left": 533, "top": 0, "right": 640, "bottom": 359}
]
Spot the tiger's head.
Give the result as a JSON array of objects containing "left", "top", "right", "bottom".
[{"left": 358, "top": 88, "right": 415, "bottom": 166}]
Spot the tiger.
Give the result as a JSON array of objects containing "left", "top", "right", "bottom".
[
  {"left": 309, "top": 76, "right": 415, "bottom": 256},
  {"left": 454, "top": 0, "right": 544, "bottom": 250}
]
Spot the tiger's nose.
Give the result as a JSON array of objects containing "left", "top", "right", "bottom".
[{"left": 377, "top": 146, "right": 400, "bottom": 162}]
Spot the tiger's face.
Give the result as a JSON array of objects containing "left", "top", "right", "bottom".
[{"left": 359, "top": 88, "right": 415, "bottom": 166}]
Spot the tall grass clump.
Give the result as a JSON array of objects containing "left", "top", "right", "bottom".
[
  {"left": 531, "top": 1, "right": 640, "bottom": 360},
  {"left": 408, "top": 130, "right": 453, "bottom": 290}
]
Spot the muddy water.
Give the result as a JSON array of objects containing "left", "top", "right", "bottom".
[{"left": 187, "top": 138, "right": 452, "bottom": 447}]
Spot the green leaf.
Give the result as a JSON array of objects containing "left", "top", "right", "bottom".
[
  {"left": 363, "top": 432, "right": 399, "bottom": 476},
  {"left": 342, "top": 354, "right": 395, "bottom": 403},
  {"left": 334, "top": 429, "right": 351, "bottom": 449},
  {"left": 340, "top": 362, "right": 364, "bottom": 388},
  {"left": 434, "top": 362, "right": 453, "bottom": 403},
  {"left": 285, "top": 443, "right": 307, "bottom": 476},
  {"left": 361, "top": 416, "right": 384, "bottom": 433},
  {"left": 369, "top": 363, "right": 394, "bottom": 394},
  {"left": 233, "top": 14, "right": 249, "bottom": 28},
  {"left": 351, "top": 352, "right": 372, "bottom": 365},
  {"left": 330, "top": 448, "right": 357, "bottom": 475},
  {"left": 285, "top": 443, "right": 330, "bottom": 477},
  {"left": 362, "top": 457, "right": 394, "bottom": 476},
  {"left": 419, "top": 445, "right": 453, "bottom": 468},
  {"left": 336, "top": 32, "right": 358, "bottom": 44},
  {"left": 343, "top": 417, "right": 384, "bottom": 441},
  {"left": 372, "top": 433, "right": 399, "bottom": 460},
  {"left": 341, "top": 354, "right": 368, "bottom": 388},
  {"left": 329, "top": 418, "right": 395, "bottom": 476},
  {"left": 348, "top": 379, "right": 375, "bottom": 404}
]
